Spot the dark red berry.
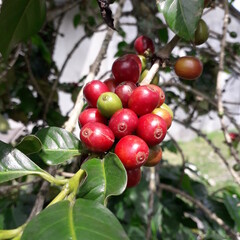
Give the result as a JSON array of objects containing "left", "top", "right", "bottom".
[
  {"left": 103, "top": 77, "right": 118, "bottom": 92},
  {"left": 137, "top": 113, "right": 167, "bottom": 146},
  {"left": 124, "top": 54, "right": 142, "bottom": 73},
  {"left": 144, "top": 145, "right": 162, "bottom": 167},
  {"left": 112, "top": 55, "right": 140, "bottom": 84},
  {"left": 128, "top": 85, "right": 159, "bottom": 116},
  {"left": 115, "top": 81, "right": 137, "bottom": 107},
  {"left": 78, "top": 108, "right": 107, "bottom": 127},
  {"left": 126, "top": 168, "right": 141, "bottom": 188},
  {"left": 108, "top": 108, "right": 138, "bottom": 139},
  {"left": 114, "top": 135, "right": 149, "bottom": 169},
  {"left": 83, "top": 80, "right": 109, "bottom": 107},
  {"left": 80, "top": 122, "right": 114, "bottom": 152},
  {"left": 134, "top": 35, "right": 155, "bottom": 55}
]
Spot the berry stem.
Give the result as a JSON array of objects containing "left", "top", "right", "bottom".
[{"left": 140, "top": 34, "right": 180, "bottom": 86}]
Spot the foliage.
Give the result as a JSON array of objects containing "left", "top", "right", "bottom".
[{"left": 0, "top": 0, "right": 240, "bottom": 239}]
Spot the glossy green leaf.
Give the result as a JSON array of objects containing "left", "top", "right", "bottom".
[
  {"left": 36, "top": 127, "right": 83, "bottom": 165},
  {"left": 0, "top": 141, "right": 46, "bottom": 183},
  {"left": 158, "top": 0, "right": 204, "bottom": 41},
  {"left": 16, "top": 135, "right": 42, "bottom": 155},
  {"left": 0, "top": 0, "right": 46, "bottom": 58},
  {"left": 22, "top": 199, "right": 129, "bottom": 240},
  {"left": 223, "top": 192, "right": 240, "bottom": 231},
  {"left": 78, "top": 153, "right": 127, "bottom": 205}
]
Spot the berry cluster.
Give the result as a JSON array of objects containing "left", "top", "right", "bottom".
[{"left": 79, "top": 35, "right": 173, "bottom": 188}]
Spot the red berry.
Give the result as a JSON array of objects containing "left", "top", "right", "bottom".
[
  {"left": 128, "top": 85, "right": 159, "bottom": 116},
  {"left": 134, "top": 35, "right": 155, "bottom": 55},
  {"left": 137, "top": 113, "right": 167, "bottom": 146},
  {"left": 115, "top": 81, "right": 137, "bottom": 107},
  {"left": 83, "top": 80, "right": 109, "bottom": 107},
  {"left": 124, "top": 54, "right": 142, "bottom": 73},
  {"left": 112, "top": 55, "right": 140, "bottom": 84},
  {"left": 78, "top": 108, "right": 107, "bottom": 127},
  {"left": 126, "top": 168, "right": 141, "bottom": 188},
  {"left": 144, "top": 145, "right": 162, "bottom": 167},
  {"left": 108, "top": 109, "right": 138, "bottom": 139},
  {"left": 80, "top": 122, "right": 114, "bottom": 152},
  {"left": 115, "top": 135, "right": 149, "bottom": 169},
  {"left": 103, "top": 77, "right": 118, "bottom": 92},
  {"left": 148, "top": 84, "right": 165, "bottom": 107}
]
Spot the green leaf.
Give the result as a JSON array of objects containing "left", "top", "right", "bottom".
[
  {"left": 22, "top": 199, "right": 129, "bottom": 240},
  {"left": 78, "top": 153, "right": 127, "bottom": 205},
  {"left": 158, "top": 0, "right": 204, "bottom": 41},
  {"left": 16, "top": 135, "right": 42, "bottom": 155},
  {"left": 223, "top": 192, "right": 240, "bottom": 231},
  {"left": 0, "top": 140, "right": 46, "bottom": 183},
  {"left": 0, "top": 114, "right": 10, "bottom": 133},
  {"left": 0, "top": 0, "right": 46, "bottom": 58},
  {"left": 36, "top": 127, "right": 83, "bottom": 165}
]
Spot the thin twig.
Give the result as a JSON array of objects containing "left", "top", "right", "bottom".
[
  {"left": 158, "top": 183, "right": 238, "bottom": 240},
  {"left": 64, "top": 0, "right": 127, "bottom": 132},
  {"left": 24, "top": 53, "right": 47, "bottom": 102},
  {"left": 175, "top": 119, "right": 240, "bottom": 185},
  {"left": 146, "top": 167, "right": 156, "bottom": 240},
  {"left": 216, "top": 0, "right": 240, "bottom": 164}
]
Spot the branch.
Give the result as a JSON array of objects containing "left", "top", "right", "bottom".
[
  {"left": 64, "top": 0, "right": 127, "bottom": 132},
  {"left": 140, "top": 35, "right": 180, "bottom": 86},
  {"left": 146, "top": 167, "right": 156, "bottom": 240},
  {"left": 175, "top": 119, "right": 240, "bottom": 185},
  {"left": 216, "top": 0, "right": 240, "bottom": 164},
  {"left": 158, "top": 183, "right": 238, "bottom": 240}
]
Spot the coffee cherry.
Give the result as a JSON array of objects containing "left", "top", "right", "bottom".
[
  {"left": 128, "top": 85, "right": 159, "bottom": 116},
  {"left": 115, "top": 81, "right": 137, "bottom": 107},
  {"left": 139, "top": 70, "right": 159, "bottom": 86},
  {"left": 160, "top": 103, "right": 173, "bottom": 119},
  {"left": 137, "top": 113, "right": 167, "bottom": 146},
  {"left": 78, "top": 108, "right": 107, "bottom": 127},
  {"left": 152, "top": 107, "right": 172, "bottom": 129},
  {"left": 134, "top": 35, "right": 155, "bottom": 55},
  {"left": 148, "top": 84, "right": 165, "bottom": 107},
  {"left": 112, "top": 55, "right": 140, "bottom": 84},
  {"left": 83, "top": 80, "right": 109, "bottom": 107},
  {"left": 126, "top": 168, "right": 142, "bottom": 188},
  {"left": 103, "top": 78, "right": 118, "bottom": 92},
  {"left": 125, "top": 54, "right": 142, "bottom": 73},
  {"left": 194, "top": 19, "right": 209, "bottom": 45},
  {"left": 174, "top": 56, "right": 203, "bottom": 80},
  {"left": 97, "top": 92, "right": 123, "bottom": 118},
  {"left": 80, "top": 122, "right": 115, "bottom": 152},
  {"left": 108, "top": 109, "right": 138, "bottom": 139},
  {"left": 115, "top": 135, "right": 149, "bottom": 169},
  {"left": 144, "top": 145, "right": 162, "bottom": 167}
]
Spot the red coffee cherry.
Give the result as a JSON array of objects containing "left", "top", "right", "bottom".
[
  {"left": 174, "top": 56, "right": 203, "bottom": 80},
  {"left": 126, "top": 168, "right": 142, "bottom": 188},
  {"left": 78, "top": 108, "right": 107, "bottom": 127},
  {"left": 124, "top": 54, "right": 142, "bottom": 73},
  {"left": 128, "top": 85, "right": 159, "bottom": 116},
  {"left": 108, "top": 108, "right": 138, "bottom": 139},
  {"left": 137, "top": 113, "right": 167, "bottom": 146},
  {"left": 83, "top": 80, "right": 109, "bottom": 107},
  {"left": 112, "top": 55, "right": 140, "bottom": 84},
  {"left": 134, "top": 35, "right": 155, "bottom": 55},
  {"left": 144, "top": 145, "right": 162, "bottom": 167},
  {"left": 115, "top": 81, "right": 137, "bottom": 108},
  {"left": 148, "top": 84, "right": 165, "bottom": 107},
  {"left": 80, "top": 122, "right": 114, "bottom": 152},
  {"left": 103, "top": 77, "right": 118, "bottom": 92},
  {"left": 114, "top": 135, "right": 149, "bottom": 169}
]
